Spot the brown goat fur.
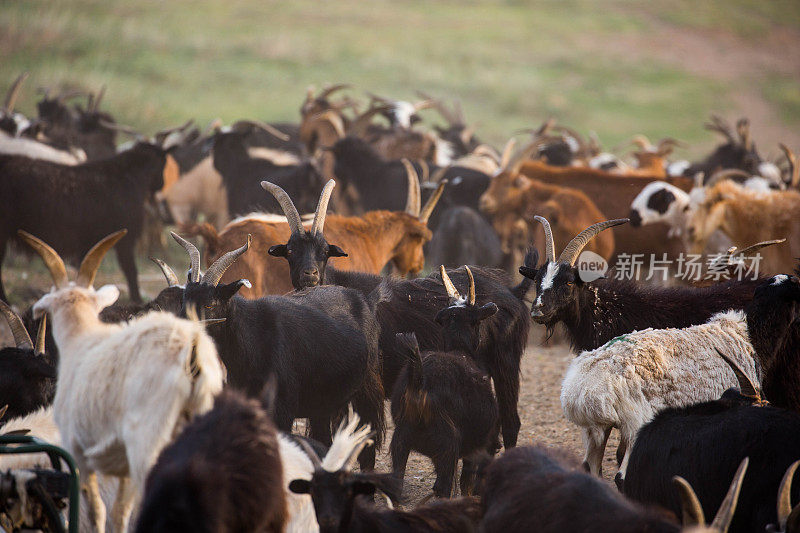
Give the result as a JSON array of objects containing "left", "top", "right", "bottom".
[
  {"left": 190, "top": 210, "right": 433, "bottom": 297},
  {"left": 687, "top": 180, "right": 800, "bottom": 275}
]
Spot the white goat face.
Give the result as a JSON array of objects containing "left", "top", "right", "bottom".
[{"left": 33, "top": 284, "right": 120, "bottom": 320}]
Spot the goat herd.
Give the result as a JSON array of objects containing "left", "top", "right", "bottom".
[{"left": 0, "top": 73, "right": 799, "bottom": 532}]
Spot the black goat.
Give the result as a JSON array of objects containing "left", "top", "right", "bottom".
[
  {"left": 0, "top": 142, "right": 179, "bottom": 302},
  {"left": 289, "top": 423, "right": 481, "bottom": 533},
  {"left": 520, "top": 216, "right": 765, "bottom": 352},
  {"left": 391, "top": 268, "right": 499, "bottom": 498},
  {"left": 624, "top": 389, "right": 800, "bottom": 533},
  {"left": 683, "top": 115, "right": 763, "bottom": 178},
  {"left": 212, "top": 121, "right": 323, "bottom": 217},
  {"left": 745, "top": 274, "right": 800, "bottom": 413},
  {"left": 173, "top": 233, "right": 384, "bottom": 469},
  {"left": 426, "top": 206, "right": 503, "bottom": 269},
  {"left": 0, "top": 301, "right": 55, "bottom": 419},
  {"left": 135, "top": 388, "right": 287, "bottom": 533},
  {"left": 481, "top": 445, "right": 747, "bottom": 533}
]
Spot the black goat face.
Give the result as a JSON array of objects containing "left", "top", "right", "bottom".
[
  {"left": 435, "top": 303, "right": 498, "bottom": 353},
  {"left": 289, "top": 472, "right": 375, "bottom": 533},
  {"left": 180, "top": 280, "right": 248, "bottom": 321},
  {"left": 269, "top": 232, "right": 347, "bottom": 290},
  {"left": 521, "top": 261, "right": 581, "bottom": 325}
]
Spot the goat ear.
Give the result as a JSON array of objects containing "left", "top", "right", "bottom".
[
  {"left": 219, "top": 279, "right": 250, "bottom": 300},
  {"left": 328, "top": 245, "right": 348, "bottom": 258},
  {"left": 519, "top": 266, "right": 538, "bottom": 280},
  {"left": 95, "top": 285, "right": 120, "bottom": 310},
  {"left": 268, "top": 244, "right": 288, "bottom": 258},
  {"left": 32, "top": 295, "right": 54, "bottom": 320},
  {"left": 478, "top": 302, "right": 498, "bottom": 320},
  {"left": 288, "top": 479, "right": 311, "bottom": 494}
]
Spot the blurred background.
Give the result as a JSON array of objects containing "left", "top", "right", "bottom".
[{"left": 2, "top": 0, "right": 799, "bottom": 158}]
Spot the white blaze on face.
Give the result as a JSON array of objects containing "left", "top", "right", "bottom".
[
  {"left": 772, "top": 274, "right": 789, "bottom": 286},
  {"left": 393, "top": 101, "right": 416, "bottom": 129},
  {"left": 666, "top": 160, "right": 690, "bottom": 177},
  {"left": 535, "top": 262, "right": 561, "bottom": 307}
]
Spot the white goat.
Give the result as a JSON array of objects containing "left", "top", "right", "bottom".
[
  {"left": 561, "top": 310, "right": 758, "bottom": 484},
  {"left": 280, "top": 411, "right": 374, "bottom": 533},
  {"left": 0, "top": 131, "right": 87, "bottom": 165},
  {"left": 22, "top": 229, "right": 224, "bottom": 533}
]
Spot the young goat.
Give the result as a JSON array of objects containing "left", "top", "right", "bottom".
[
  {"left": 561, "top": 309, "right": 758, "bottom": 486},
  {"left": 391, "top": 267, "right": 500, "bottom": 498},
  {"left": 22, "top": 229, "right": 225, "bottom": 533},
  {"left": 0, "top": 301, "right": 55, "bottom": 419},
  {"left": 481, "top": 445, "right": 749, "bottom": 533},
  {"left": 520, "top": 216, "right": 765, "bottom": 352},
  {"left": 135, "top": 388, "right": 286, "bottom": 533}
]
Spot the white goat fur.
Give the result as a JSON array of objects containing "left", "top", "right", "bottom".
[
  {"left": 280, "top": 411, "right": 373, "bottom": 533},
  {"left": 561, "top": 310, "right": 758, "bottom": 482},
  {"left": 0, "top": 131, "right": 86, "bottom": 165},
  {"left": 33, "top": 284, "right": 224, "bottom": 533}
]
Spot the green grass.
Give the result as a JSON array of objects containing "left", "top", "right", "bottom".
[{"left": 2, "top": 0, "right": 798, "bottom": 158}]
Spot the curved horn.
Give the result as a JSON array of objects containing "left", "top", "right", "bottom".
[
  {"left": 419, "top": 179, "right": 446, "bottom": 224},
  {"left": 4, "top": 72, "right": 29, "bottom": 113},
  {"left": 0, "top": 300, "right": 33, "bottom": 350},
  {"left": 202, "top": 235, "right": 251, "bottom": 287},
  {"left": 97, "top": 119, "right": 142, "bottom": 138},
  {"left": 509, "top": 141, "right": 542, "bottom": 175},
  {"left": 777, "top": 460, "right": 800, "bottom": 531},
  {"left": 705, "top": 115, "right": 735, "bottom": 143},
  {"left": 558, "top": 219, "right": 628, "bottom": 266},
  {"left": 231, "top": 120, "right": 290, "bottom": 142},
  {"left": 35, "top": 314, "right": 46, "bottom": 355},
  {"left": 473, "top": 144, "right": 501, "bottom": 164},
  {"left": 439, "top": 265, "right": 461, "bottom": 302},
  {"left": 90, "top": 84, "right": 105, "bottom": 113},
  {"left": 630, "top": 134, "right": 653, "bottom": 151},
  {"left": 171, "top": 232, "right": 201, "bottom": 283},
  {"left": 709, "top": 457, "right": 749, "bottom": 532},
  {"left": 733, "top": 239, "right": 785, "bottom": 260},
  {"left": 149, "top": 257, "right": 179, "bottom": 287},
  {"left": 673, "top": 476, "right": 706, "bottom": 527},
  {"left": 499, "top": 138, "right": 517, "bottom": 170},
  {"left": 296, "top": 437, "right": 324, "bottom": 471},
  {"left": 350, "top": 104, "right": 393, "bottom": 136},
  {"left": 706, "top": 169, "right": 751, "bottom": 188},
  {"left": 465, "top": 265, "right": 476, "bottom": 306},
  {"left": 402, "top": 158, "right": 421, "bottom": 217},
  {"left": 77, "top": 229, "right": 128, "bottom": 288},
  {"left": 714, "top": 348, "right": 761, "bottom": 401},
  {"left": 312, "top": 110, "right": 345, "bottom": 139},
  {"left": 412, "top": 99, "right": 435, "bottom": 112},
  {"left": 317, "top": 84, "right": 350, "bottom": 101},
  {"left": 343, "top": 431, "right": 375, "bottom": 471},
  {"left": 736, "top": 118, "right": 752, "bottom": 151},
  {"left": 311, "top": 179, "right": 336, "bottom": 236},
  {"left": 17, "top": 231, "right": 68, "bottom": 289},
  {"left": 260, "top": 181, "right": 304, "bottom": 235},
  {"left": 534, "top": 216, "right": 556, "bottom": 263},
  {"left": 779, "top": 143, "right": 799, "bottom": 188}
]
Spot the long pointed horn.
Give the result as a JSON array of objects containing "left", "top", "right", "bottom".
[
  {"left": 35, "top": 314, "right": 46, "bottom": 354},
  {"left": 149, "top": 257, "right": 179, "bottom": 287},
  {"left": 706, "top": 169, "right": 750, "bottom": 187},
  {"left": 4, "top": 73, "right": 29, "bottom": 113},
  {"left": 17, "top": 231, "right": 69, "bottom": 289},
  {"left": 714, "top": 348, "right": 761, "bottom": 401},
  {"left": 202, "top": 235, "right": 251, "bottom": 287},
  {"left": 779, "top": 144, "right": 799, "bottom": 188},
  {"left": 231, "top": 120, "right": 290, "bottom": 142},
  {"left": 296, "top": 437, "right": 324, "bottom": 471},
  {"left": 673, "top": 476, "right": 706, "bottom": 527},
  {"left": 0, "top": 300, "right": 33, "bottom": 350},
  {"left": 705, "top": 115, "right": 735, "bottom": 143},
  {"left": 465, "top": 265, "right": 476, "bottom": 306},
  {"left": 419, "top": 179, "right": 446, "bottom": 224},
  {"left": 260, "top": 181, "right": 304, "bottom": 235},
  {"left": 710, "top": 457, "right": 749, "bottom": 532},
  {"left": 313, "top": 110, "right": 346, "bottom": 139},
  {"left": 558, "top": 219, "right": 628, "bottom": 266},
  {"left": 311, "top": 179, "right": 336, "bottom": 236},
  {"left": 499, "top": 139, "right": 517, "bottom": 170},
  {"left": 777, "top": 460, "right": 800, "bottom": 531},
  {"left": 732, "top": 239, "right": 785, "bottom": 261},
  {"left": 440, "top": 265, "right": 461, "bottom": 302},
  {"left": 97, "top": 119, "right": 142, "bottom": 138},
  {"left": 171, "top": 232, "right": 201, "bottom": 283},
  {"left": 736, "top": 118, "right": 752, "bottom": 151},
  {"left": 534, "top": 216, "right": 556, "bottom": 263},
  {"left": 90, "top": 85, "right": 105, "bottom": 113},
  {"left": 350, "top": 104, "right": 393, "bottom": 136},
  {"left": 402, "top": 158, "right": 421, "bottom": 217},
  {"left": 77, "top": 229, "right": 128, "bottom": 288},
  {"left": 317, "top": 84, "right": 350, "bottom": 101}
]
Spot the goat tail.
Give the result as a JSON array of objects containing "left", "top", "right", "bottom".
[
  {"left": 178, "top": 221, "right": 220, "bottom": 259},
  {"left": 183, "top": 326, "right": 225, "bottom": 418},
  {"left": 510, "top": 249, "right": 537, "bottom": 301},
  {"left": 394, "top": 332, "right": 431, "bottom": 426}
]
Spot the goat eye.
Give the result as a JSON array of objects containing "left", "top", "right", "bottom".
[{"left": 566, "top": 282, "right": 573, "bottom": 287}]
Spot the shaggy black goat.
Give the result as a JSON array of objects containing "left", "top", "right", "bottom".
[
  {"left": 745, "top": 274, "right": 800, "bottom": 413},
  {"left": 682, "top": 116, "right": 763, "bottom": 179},
  {"left": 289, "top": 424, "right": 482, "bottom": 533},
  {"left": 174, "top": 233, "right": 384, "bottom": 469},
  {"left": 426, "top": 206, "right": 503, "bottom": 269},
  {"left": 135, "top": 388, "right": 287, "bottom": 533},
  {"left": 481, "top": 445, "right": 748, "bottom": 533},
  {"left": 212, "top": 121, "right": 323, "bottom": 217},
  {"left": 0, "top": 142, "right": 179, "bottom": 302},
  {"left": 623, "top": 386, "right": 800, "bottom": 533},
  {"left": 390, "top": 268, "right": 499, "bottom": 498},
  {"left": 520, "top": 216, "right": 765, "bottom": 352},
  {"left": 0, "top": 301, "right": 55, "bottom": 419}
]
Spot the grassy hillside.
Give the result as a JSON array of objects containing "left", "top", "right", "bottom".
[{"left": 2, "top": 0, "right": 799, "bottom": 157}]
